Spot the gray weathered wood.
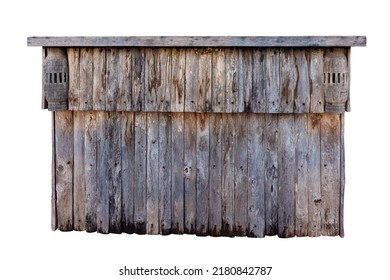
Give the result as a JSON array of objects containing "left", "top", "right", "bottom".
[
  {"left": 67, "top": 48, "right": 80, "bottom": 110},
  {"left": 73, "top": 111, "right": 86, "bottom": 231},
  {"left": 184, "top": 113, "right": 197, "bottom": 234},
  {"left": 170, "top": 49, "right": 186, "bottom": 112},
  {"left": 28, "top": 36, "right": 367, "bottom": 47},
  {"left": 131, "top": 48, "right": 145, "bottom": 111},
  {"left": 196, "top": 113, "right": 209, "bottom": 235},
  {"left": 277, "top": 114, "right": 296, "bottom": 238},
  {"left": 279, "top": 49, "right": 296, "bottom": 113},
  {"left": 159, "top": 48, "right": 172, "bottom": 112},
  {"left": 119, "top": 49, "right": 132, "bottom": 111},
  {"left": 145, "top": 48, "right": 160, "bottom": 111},
  {"left": 340, "top": 114, "right": 345, "bottom": 237},
  {"left": 252, "top": 49, "right": 266, "bottom": 112},
  {"left": 42, "top": 48, "right": 48, "bottom": 109},
  {"left": 247, "top": 113, "right": 265, "bottom": 237},
  {"left": 134, "top": 112, "right": 147, "bottom": 233},
  {"left": 92, "top": 48, "right": 106, "bottom": 110},
  {"left": 121, "top": 112, "right": 135, "bottom": 233},
  {"left": 309, "top": 49, "right": 324, "bottom": 113},
  {"left": 85, "top": 111, "right": 97, "bottom": 232},
  {"left": 320, "top": 113, "right": 340, "bottom": 236},
  {"left": 233, "top": 113, "right": 248, "bottom": 236},
  {"left": 51, "top": 112, "right": 57, "bottom": 230},
  {"left": 96, "top": 111, "right": 109, "bottom": 233},
  {"left": 146, "top": 112, "right": 159, "bottom": 234},
  {"left": 55, "top": 111, "right": 74, "bottom": 231},
  {"left": 264, "top": 114, "right": 278, "bottom": 235},
  {"left": 197, "top": 49, "right": 212, "bottom": 111},
  {"left": 307, "top": 114, "right": 322, "bottom": 237},
  {"left": 79, "top": 48, "right": 93, "bottom": 110},
  {"left": 238, "top": 49, "right": 252, "bottom": 112},
  {"left": 209, "top": 113, "right": 222, "bottom": 236},
  {"left": 211, "top": 48, "right": 225, "bottom": 112},
  {"left": 106, "top": 48, "right": 119, "bottom": 111},
  {"left": 185, "top": 49, "right": 198, "bottom": 112},
  {"left": 294, "top": 49, "right": 310, "bottom": 113},
  {"left": 266, "top": 49, "right": 280, "bottom": 113},
  {"left": 225, "top": 48, "right": 239, "bottom": 112},
  {"left": 171, "top": 113, "right": 184, "bottom": 234},
  {"left": 158, "top": 113, "right": 172, "bottom": 235}
]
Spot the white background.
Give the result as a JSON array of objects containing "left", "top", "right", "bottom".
[{"left": 1, "top": 0, "right": 388, "bottom": 279}]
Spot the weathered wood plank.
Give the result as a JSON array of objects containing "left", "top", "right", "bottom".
[
  {"left": 51, "top": 112, "right": 57, "bottom": 230},
  {"left": 185, "top": 49, "right": 198, "bottom": 112},
  {"left": 309, "top": 49, "right": 324, "bottom": 113},
  {"left": 92, "top": 48, "right": 106, "bottom": 110},
  {"left": 264, "top": 114, "right": 278, "bottom": 236},
  {"left": 294, "top": 49, "right": 310, "bottom": 113},
  {"left": 158, "top": 113, "right": 172, "bottom": 235},
  {"left": 247, "top": 113, "right": 265, "bottom": 237},
  {"left": 295, "top": 114, "right": 309, "bottom": 236},
  {"left": 320, "top": 113, "right": 341, "bottom": 236},
  {"left": 183, "top": 113, "right": 197, "bottom": 234},
  {"left": 159, "top": 48, "right": 172, "bottom": 112},
  {"left": 96, "top": 111, "right": 109, "bottom": 233},
  {"left": 196, "top": 113, "right": 209, "bottom": 235},
  {"left": 121, "top": 112, "right": 135, "bottom": 234},
  {"left": 146, "top": 112, "right": 159, "bottom": 234},
  {"left": 119, "top": 48, "right": 132, "bottom": 111},
  {"left": 55, "top": 111, "right": 74, "bottom": 231},
  {"left": 279, "top": 49, "right": 296, "bottom": 113},
  {"left": 131, "top": 48, "right": 145, "bottom": 111},
  {"left": 106, "top": 48, "right": 119, "bottom": 111},
  {"left": 266, "top": 48, "right": 280, "bottom": 113},
  {"left": 170, "top": 48, "right": 186, "bottom": 112},
  {"left": 67, "top": 48, "right": 80, "bottom": 110},
  {"left": 134, "top": 112, "right": 147, "bottom": 233},
  {"left": 340, "top": 114, "right": 345, "bottom": 237},
  {"left": 197, "top": 48, "right": 212, "bottom": 111},
  {"left": 307, "top": 114, "right": 322, "bottom": 237},
  {"left": 42, "top": 48, "right": 48, "bottom": 109},
  {"left": 252, "top": 49, "right": 266, "bottom": 112},
  {"left": 225, "top": 48, "right": 239, "bottom": 112},
  {"left": 238, "top": 49, "right": 252, "bottom": 112},
  {"left": 209, "top": 113, "right": 222, "bottom": 236},
  {"left": 171, "top": 112, "right": 184, "bottom": 234},
  {"left": 79, "top": 48, "right": 93, "bottom": 110},
  {"left": 221, "top": 113, "right": 235, "bottom": 236},
  {"left": 233, "top": 113, "right": 248, "bottom": 236},
  {"left": 277, "top": 114, "right": 296, "bottom": 238},
  {"left": 85, "top": 111, "right": 97, "bottom": 232},
  {"left": 108, "top": 112, "right": 122, "bottom": 233},
  {"left": 145, "top": 48, "right": 160, "bottom": 111},
  {"left": 73, "top": 111, "right": 86, "bottom": 231},
  {"left": 211, "top": 48, "right": 225, "bottom": 112}
]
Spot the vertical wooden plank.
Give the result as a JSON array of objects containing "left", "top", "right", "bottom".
[
  {"left": 308, "top": 113, "right": 322, "bottom": 237},
  {"left": 294, "top": 49, "right": 310, "bottom": 113},
  {"left": 51, "top": 112, "right": 57, "bottom": 230},
  {"left": 196, "top": 113, "right": 209, "bottom": 236},
  {"left": 266, "top": 49, "right": 280, "bottom": 113},
  {"left": 67, "top": 48, "right": 80, "bottom": 110},
  {"left": 279, "top": 48, "right": 296, "bottom": 113},
  {"left": 146, "top": 112, "right": 159, "bottom": 234},
  {"left": 85, "top": 111, "right": 97, "bottom": 232},
  {"left": 42, "top": 48, "right": 48, "bottom": 109},
  {"left": 252, "top": 49, "right": 266, "bottom": 112},
  {"left": 345, "top": 49, "right": 351, "bottom": 112},
  {"left": 159, "top": 48, "right": 172, "bottom": 112},
  {"left": 185, "top": 49, "right": 198, "bottom": 112},
  {"left": 277, "top": 114, "right": 296, "bottom": 238},
  {"left": 92, "top": 48, "right": 106, "bottom": 110},
  {"left": 79, "top": 48, "right": 93, "bottom": 110},
  {"left": 238, "top": 49, "right": 253, "bottom": 112},
  {"left": 119, "top": 48, "right": 132, "bottom": 111},
  {"left": 171, "top": 48, "right": 186, "bottom": 112},
  {"left": 340, "top": 114, "right": 345, "bottom": 237},
  {"left": 145, "top": 48, "right": 160, "bottom": 111},
  {"left": 209, "top": 113, "right": 222, "bottom": 236},
  {"left": 233, "top": 113, "right": 248, "bottom": 236},
  {"left": 73, "top": 111, "right": 86, "bottom": 231},
  {"left": 183, "top": 113, "right": 197, "bottom": 234},
  {"left": 96, "top": 111, "right": 109, "bottom": 233},
  {"left": 55, "top": 111, "right": 74, "bottom": 231},
  {"left": 108, "top": 112, "right": 122, "bottom": 233},
  {"left": 121, "top": 112, "right": 135, "bottom": 234},
  {"left": 320, "top": 113, "right": 341, "bottom": 236},
  {"left": 211, "top": 48, "right": 225, "bottom": 112},
  {"left": 309, "top": 49, "right": 324, "bottom": 113},
  {"left": 225, "top": 48, "right": 239, "bottom": 112},
  {"left": 264, "top": 114, "right": 278, "bottom": 236},
  {"left": 131, "top": 48, "right": 145, "bottom": 111},
  {"left": 221, "top": 114, "right": 235, "bottom": 236},
  {"left": 106, "top": 48, "right": 119, "bottom": 111},
  {"left": 134, "top": 112, "right": 147, "bottom": 234},
  {"left": 295, "top": 114, "right": 309, "bottom": 236},
  {"left": 171, "top": 112, "right": 184, "bottom": 234},
  {"left": 197, "top": 48, "right": 212, "bottom": 111},
  {"left": 247, "top": 113, "right": 265, "bottom": 237},
  {"left": 159, "top": 113, "right": 172, "bottom": 235}
]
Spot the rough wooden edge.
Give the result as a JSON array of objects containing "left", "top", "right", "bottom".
[{"left": 28, "top": 36, "right": 367, "bottom": 47}]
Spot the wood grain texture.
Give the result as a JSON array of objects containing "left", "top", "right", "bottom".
[
  {"left": 51, "top": 112, "right": 57, "bottom": 230},
  {"left": 67, "top": 48, "right": 80, "bottom": 110},
  {"left": 266, "top": 49, "right": 280, "bottom": 113},
  {"left": 171, "top": 49, "right": 186, "bottom": 112},
  {"left": 145, "top": 48, "right": 160, "bottom": 111},
  {"left": 92, "top": 48, "right": 106, "bottom": 110},
  {"left": 340, "top": 114, "right": 345, "bottom": 237},
  {"left": 42, "top": 48, "right": 48, "bottom": 109},
  {"left": 252, "top": 49, "right": 266, "bottom": 112},
  {"left": 119, "top": 48, "right": 132, "bottom": 111},
  {"left": 79, "top": 48, "right": 93, "bottom": 110},
  {"left": 131, "top": 48, "right": 145, "bottom": 111},
  {"left": 211, "top": 48, "right": 225, "bottom": 112},
  {"left": 309, "top": 49, "right": 324, "bottom": 113},
  {"left": 238, "top": 49, "right": 252, "bottom": 112},
  {"left": 185, "top": 49, "right": 198, "bottom": 112},
  {"left": 106, "top": 48, "right": 119, "bottom": 111},
  {"left": 197, "top": 49, "right": 212, "bottom": 112},
  {"left": 279, "top": 49, "right": 296, "bottom": 113},
  {"left": 225, "top": 48, "right": 239, "bottom": 112},
  {"left": 294, "top": 49, "right": 310, "bottom": 113}
]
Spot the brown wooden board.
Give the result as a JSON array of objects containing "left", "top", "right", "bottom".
[
  {"left": 79, "top": 48, "right": 93, "bottom": 110},
  {"left": 238, "top": 49, "right": 253, "bottom": 112},
  {"left": 119, "top": 49, "right": 132, "bottom": 111},
  {"left": 106, "top": 48, "right": 119, "bottom": 111},
  {"left": 131, "top": 48, "right": 145, "bottom": 111},
  {"left": 92, "top": 48, "right": 106, "bottom": 110},
  {"left": 67, "top": 48, "right": 80, "bottom": 110},
  {"left": 225, "top": 48, "right": 239, "bottom": 112},
  {"left": 211, "top": 48, "right": 225, "bottom": 112},
  {"left": 170, "top": 49, "right": 186, "bottom": 112}
]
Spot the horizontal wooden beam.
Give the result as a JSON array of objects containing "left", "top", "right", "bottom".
[{"left": 27, "top": 36, "right": 367, "bottom": 47}]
